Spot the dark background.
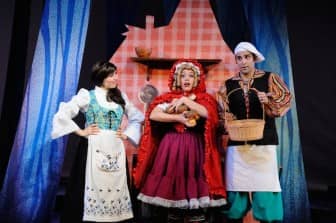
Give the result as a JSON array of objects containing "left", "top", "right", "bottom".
[{"left": 286, "top": 1, "right": 336, "bottom": 189}]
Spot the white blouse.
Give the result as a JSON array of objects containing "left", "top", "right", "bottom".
[{"left": 51, "top": 86, "right": 144, "bottom": 145}]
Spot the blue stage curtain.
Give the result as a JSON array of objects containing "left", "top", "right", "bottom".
[
  {"left": 0, "top": 0, "right": 91, "bottom": 222},
  {"left": 241, "top": 0, "right": 311, "bottom": 222},
  {"left": 105, "top": 0, "right": 180, "bottom": 58},
  {"left": 209, "top": 0, "right": 251, "bottom": 51}
]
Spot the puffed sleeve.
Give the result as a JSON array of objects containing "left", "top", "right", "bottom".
[
  {"left": 51, "top": 88, "right": 90, "bottom": 139},
  {"left": 265, "top": 73, "right": 292, "bottom": 117},
  {"left": 122, "top": 93, "right": 144, "bottom": 146}
]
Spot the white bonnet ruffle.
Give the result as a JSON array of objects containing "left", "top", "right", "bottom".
[
  {"left": 172, "top": 61, "right": 201, "bottom": 89},
  {"left": 234, "top": 42, "right": 265, "bottom": 63},
  {"left": 174, "top": 62, "right": 201, "bottom": 77}
]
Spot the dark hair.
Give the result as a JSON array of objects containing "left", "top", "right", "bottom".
[
  {"left": 252, "top": 53, "right": 258, "bottom": 61},
  {"left": 91, "top": 61, "right": 125, "bottom": 110},
  {"left": 91, "top": 61, "right": 117, "bottom": 86}
]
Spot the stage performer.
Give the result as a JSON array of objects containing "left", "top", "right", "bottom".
[
  {"left": 133, "top": 59, "right": 226, "bottom": 223},
  {"left": 216, "top": 42, "right": 292, "bottom": 223},
  {"left": 52, "top": 61, "right": 144, "bottom": 222}
]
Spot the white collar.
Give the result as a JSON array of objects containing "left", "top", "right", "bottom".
[
  {"left": 94, "top": 86, "right": 119, "bottom": 109},
  {"left": 95, "top": 86, "right": 108, "bottom": 95}
]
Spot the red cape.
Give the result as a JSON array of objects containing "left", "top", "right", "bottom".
[{"left": 133, "top": 91, "right": 226, "bottom": 197}]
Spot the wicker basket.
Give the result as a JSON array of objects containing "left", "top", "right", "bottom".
[
  {"left": 225, "top": 87, "right": 265, "bottom": 141},
  {"left": 226, "top": 119, "right": 265, "bottom": 141}
]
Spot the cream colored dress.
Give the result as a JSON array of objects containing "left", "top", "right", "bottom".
[{"left": 52, "top": 86, "right": 144, "bottom": 222}]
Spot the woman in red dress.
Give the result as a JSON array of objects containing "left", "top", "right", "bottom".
[{"left": 133, "top": 59, "right": 226, "bottom": 222}]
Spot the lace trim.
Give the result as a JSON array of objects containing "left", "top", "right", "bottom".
[{"left": 138, "top": 193, "right": 226, "bottom": 209}]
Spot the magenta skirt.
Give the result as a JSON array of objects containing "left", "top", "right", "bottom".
[{"left": 137, "top": 130, "right": 211, "bottom": 209}]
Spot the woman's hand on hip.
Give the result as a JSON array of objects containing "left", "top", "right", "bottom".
[
  {"left": 116, "top": 128, "right": 128, "bottom": 140},
  {"left": 75, "top": 124, "right": 100, "bottom": 137}
]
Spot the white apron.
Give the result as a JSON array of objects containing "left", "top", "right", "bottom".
[
  {"left": 225, "top": 144, "right": 281, "bottom": 192},
  {"left": 83, "top": 130, "right": 133, "bottom": 222}
]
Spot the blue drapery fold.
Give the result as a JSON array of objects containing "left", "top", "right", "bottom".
[
  {"left": 209, "top": 0, "right": 251, "bottom": 51},
  {"left": 242, "top": 0, "right": 311, "bottom": 222},
  {"left": 105, "top": 0, "right": 180, "bottom": 58},
  {"left": 0, "top": 0, "right": 91, "bottom": 222}
]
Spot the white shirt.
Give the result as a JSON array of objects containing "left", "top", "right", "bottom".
[{"left": 51, "top": 86, "right": 144, "bottom": 145}]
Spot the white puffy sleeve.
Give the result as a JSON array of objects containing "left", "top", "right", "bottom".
[
  {"left": 122, "top": 93, "right": 144, "bottom": 146},
  {"left": 51, "top": 88, "right": 90, "bottom": 139}
]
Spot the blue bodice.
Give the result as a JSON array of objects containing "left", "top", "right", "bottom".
[{"left": 85, "top": 90, "right": 123, "bottom": 130}]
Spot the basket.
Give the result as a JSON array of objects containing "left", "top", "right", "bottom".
[
  {"left": 225, "top": 88, "right": 265, "bottom": 141},
  {"left": 226, "top": 119, "right": 265, "bottom": 141}
]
